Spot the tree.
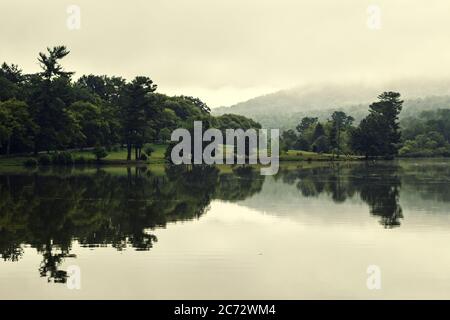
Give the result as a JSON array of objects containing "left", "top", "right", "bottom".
[
  {"left": 312, "top": 135, "right": 330, "bottom": 153},
  {"left": 294, "top": 136, "right": 310, "bottom": 151},
  {"left": 312, "top": 123, "right": 326, "bottom": 142},
  {"left": 68, "top": 101, "right": 110, "bottom": 148},
  {"left": 0, "top": 63, "right": 24, "bottom": 101},
  {"left": 92, "top": 146, "right": 108, "bottom": 161},
  {"left": 351, "top": 115, "right": 383, "bottom": 158},
  {"left": 329, "top": 111, "right": 354, "bottom": 157},
  {"left": 180, "top": 96, "right": 211, "bottom": 114},
  {"left": 296, "top": 117, "right": 318, "bottom": 135},
  {"left": 38, "top": 46, "right": 74, "bottom": 80},
  {"left": 0, "top": 99, "right": 36, "bottom": 155},
  {"left": 369, "top": 92, "right": 403, "bottom": 157},
  {"left": 351, "top": 92, "right": 403, "bottom": 158},
  {"left": 121, "top": 76, "right": 158, "bottom": 160},
  {"left": 28, "top": 46, "right": 75, "bottom": 153},
  {"left": 399, "top": 131, "right": 450, "bottom": 157},
  {"left": 281, "top": 129, "right": 298, "bottom": 151},
  {"left": 158, "top": 128, "right": 172, "bottom": 143}
]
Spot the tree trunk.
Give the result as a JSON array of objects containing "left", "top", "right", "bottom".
[
  {"left": 34, "top": 139, "right": 39, "bottom": 156},
  {"left": 127, "top": 142, "right": 131, "bottom": 161},
  {"left": 6, "top": 136, "right": 11, "bottom": 156}
]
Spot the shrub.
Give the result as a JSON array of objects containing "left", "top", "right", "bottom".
[
  {"left": 92, "top": 147, "right": 108, "bottom": 161},
  {"left": 51, "top": 152, "right": 74, "bottom": 165},
  {"left": 59, "top": 152, "right": 73, "bottom": 165},
  {"left": 233, "top": 165, "right": 254, "bottom": 176},
  {"left": 23, "top": 158, "right": 38, "bottom": 167},
  {"left": 164, "top": 142, "right": 177, "bottom": 162},
  {"left": 144, "top": 145, "right": 155, "bottom": 157},
  {"left": 74, "top": 156, "right": 86, "bottom": 165},
  {"left": 140, "top": 153, "right": 148, "bottom": 161},
  {"left": 38, "top": 154, "right": 52, "bottom": 166},
  {"left": 51, "top": 153, "right": 59, "bottom": 164}
]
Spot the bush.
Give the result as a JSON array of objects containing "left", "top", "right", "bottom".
[
  {"left": 62, "top": 152, "right": 74, "bottom": 165},
  {"left": 233, "top": 165, "right": 254, "bottom": 176},
  {"left": 144, "top": 145, "right": 155, "bottom": 157},
  {"left": 38, "top": 154, "right": 52, "bottom": 166},
  {"left": 51, "top": 153, "right": 58, "bottom": 164},
  {"left": 74, "top": 156, "right": 87, "bottom": 165},
  {"left": 140, "top": 153, "right": 148, "bottom": 161},
  {"left": 164, "top": 142, "right": 177, "bottom": 162},
  {"left": 51, "top": 152, "right": 74, "bottom": 165},
  {"left": 92, "top": 147, "right": 108, "bottom": 161},
  {"left": 23, "top": 158, "right": 38, "bottom": 167}
]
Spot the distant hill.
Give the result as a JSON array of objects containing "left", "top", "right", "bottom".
[{"left": 213, "top": 82, "right": 450, "bottom": 130}]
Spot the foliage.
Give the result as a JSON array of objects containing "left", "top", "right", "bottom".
[
  {"left": 399, "top": 132, "right": 450, "bottom": 157},
  {"left": 23, "top": 158, "right": 38, "bottom": 167},
  {"left": 351, "top": 92, "right": 403, "bottom": 158},
  {"left": 0, "top": 46, "right": 259, "bottom": 161},
  {"left": 328, "top": 111, "right": 354, "bottom": 157},
  {"left": 51, "top": 152, "right": 74, "bottom": 165},
  {"left": 0, "top": 99, "right": 36, "bottom": 154},
  {"left": 74, "top": 156, "right": 87, "bottom": 165},
  {"left": 38, "top": 154, "right": 52, "bottom": 166},
  {"left": 92, "top": 147, "right": 108, "bottom": 161},
  {"left": 144, "top": 144, "right": 155, "bottom": 157},
  {"left": 312, "top": 135, "right": 330, "bottom": 153}
]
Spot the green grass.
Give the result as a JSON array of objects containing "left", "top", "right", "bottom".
[
  {"left": 280, "top": 150, "right": 362, "bottom": 161},
  {"left": 0, "top": 145, "right": 363, "bottom": 170},
  {"left": 71, "top": 144, "right": 167, "bottom": 163},
  {"left": 0, "top": 156, "right": 33, "bottom": 166},
  {"left": 0, "top": 144, "right": 169, "bottom": 167}
]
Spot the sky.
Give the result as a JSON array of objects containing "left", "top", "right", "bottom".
[{"left": 1, "top": 0, "right": 450, "bottom": 108}]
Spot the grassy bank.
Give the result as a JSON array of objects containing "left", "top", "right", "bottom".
[
  {"left": 0, "top": 145, "right": 363, "bottom": 168},
  {"left": 70, "top": 144, "right": 167, "bottom": 164},
  {"left": 280, "top": 150, "right": 362, "bottom": 161},
  {"left": 0, "top": 144, "right": 167, "bottom": 167}
]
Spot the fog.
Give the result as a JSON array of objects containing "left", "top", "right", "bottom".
[{"left": 1, "top": 0, "right": 450, "bottom": 107}]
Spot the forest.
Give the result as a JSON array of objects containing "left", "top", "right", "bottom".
[
  {"left": 1, "top": 46, "right": 449, "bottom": 163},
  {"left": 0, "top": 46, "right": 259, "bottom": 161},
  {"left": 281, "top": 93, "right": 450, "bottom": 158}
]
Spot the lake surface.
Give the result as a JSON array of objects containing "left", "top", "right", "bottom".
[{"left": 1, "top": 160, "right": 450, "bottom": 299}]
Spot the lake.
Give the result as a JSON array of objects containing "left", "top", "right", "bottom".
[{"left": 1, "top": 160, "right": 450, "bottom": 299}]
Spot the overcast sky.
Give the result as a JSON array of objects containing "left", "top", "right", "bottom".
[{"left": 1, "top": 0, "right": 450, "bottom": 107}]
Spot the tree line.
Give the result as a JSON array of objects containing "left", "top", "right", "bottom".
[
  {"left": 281, "top": 91, "right": 450, "bottom": 158},
  {"left": 2, "top": 47, "right": 448, "bottom": 161},
  {"left": 399, "top": 109, "right": 450, "bottom": 157},
  {"left": 0, "top": 46, "right": 260, "bottom": 159}
]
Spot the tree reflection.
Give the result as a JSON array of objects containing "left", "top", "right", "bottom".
[
  {"left": 0, "top": 165, "right": 265, "bottom": 283},
  {"left": 279, "top": 163, "right": 403, "bottom": 228},
  {"left": 350, "top": 163, "right": 403, "bottom": 228},
  {"left": 2, "top": 161, "right": 450, "bottom": 284}
]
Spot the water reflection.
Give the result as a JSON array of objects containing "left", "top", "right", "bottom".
[
  {"left": 278, "top": 163, "right": 403, "bottom": 228},
  {"left": 1, "top": 160, "right": 450, "bottom": 285},
  {"left": 0, "top": 165, "right": 264, "bottom": 282}
]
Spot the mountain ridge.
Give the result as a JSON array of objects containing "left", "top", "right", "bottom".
[{"left": 212, "top": 82, "right": 450, "bottom": 129}]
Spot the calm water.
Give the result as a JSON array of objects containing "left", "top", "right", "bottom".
[{"left": 1, "top": 160, "right": 450, "bottom": 299}]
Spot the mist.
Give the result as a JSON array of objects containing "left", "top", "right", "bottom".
[{"left": 2, "top": 0, "right": 450, "bottom": 107}]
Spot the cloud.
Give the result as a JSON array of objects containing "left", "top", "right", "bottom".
[{"left": 1, "top": 0, "right": 450, "bottom": 107}]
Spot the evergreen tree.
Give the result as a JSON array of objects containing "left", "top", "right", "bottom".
[{"left": 351, "top": 92, "right": 403, "bottom": 158}]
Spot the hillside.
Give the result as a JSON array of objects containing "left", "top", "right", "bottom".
[{"left": 213, "top": 82, "right": 450, "bottom": 130}]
